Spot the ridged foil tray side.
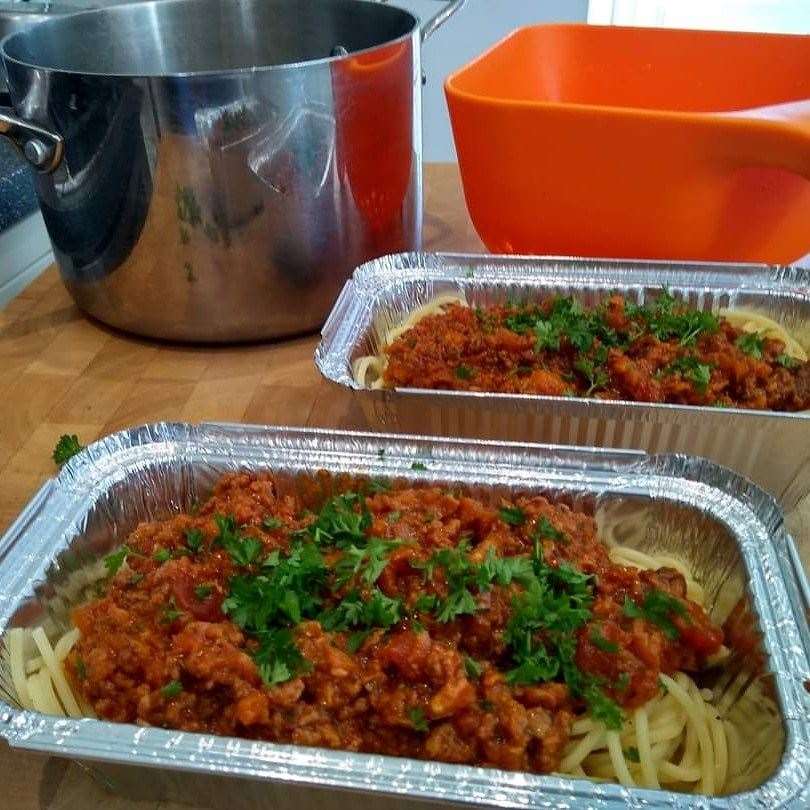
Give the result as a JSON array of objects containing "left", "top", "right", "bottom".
[
  {"left": 315, "top": 253, "right": 810, "bottom": 509},
  {"left": 0, "top": 422, "right": 808, "bottom": 810}
]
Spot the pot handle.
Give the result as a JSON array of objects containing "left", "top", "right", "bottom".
[
  {"left": 720, "top": 100, "right": 810, "bottom": 180},
  {"left": 0, "top": 108, "right": 63, "bottom": 173},
  {"left": 420, "top": 0, "right": 467, "bottom": 43}
]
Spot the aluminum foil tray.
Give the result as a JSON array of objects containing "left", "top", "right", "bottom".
[
  {"left": 316, "top": 253, "right": 810, "bottom": 510},
  {"left": 0, "top": 423, "right": 809, "bottom": 809}
]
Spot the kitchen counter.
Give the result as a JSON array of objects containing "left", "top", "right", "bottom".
[
  {"left": 0, "top": 162, "right": 483, "bottom": 810},
  {"left": 0, "top": 162, "right": 807, "bottom": 810}
]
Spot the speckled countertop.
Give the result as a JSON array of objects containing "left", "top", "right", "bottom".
[{"left": 0, "top": 138, "right": 37, "bottom": 230}]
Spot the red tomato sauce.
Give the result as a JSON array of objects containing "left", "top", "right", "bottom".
[
  {"left": 67, "top": 472, "right": 723, "bottom": 774},
  {"left": 382, "top": 297, "right": 809, "bottom": 411}
]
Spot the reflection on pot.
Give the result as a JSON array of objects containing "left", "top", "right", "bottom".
[
  {"left": 196, "top": 98, "right": 274, "bottom": 231},
  {"left": 250, "top": 105, "right": 344, "bottom": 289},
  {"left": 331, "top": 39, "right": 415, "bottom": 255},
  {"left": 26, "top": 70, "right": 152, "bottom": 281}
]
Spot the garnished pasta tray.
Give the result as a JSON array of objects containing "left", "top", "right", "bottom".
[
  {"left": 316, "top": 253, "right": 810, "bottom": 509},
  {"left": 0, "top": 423, "right": 807, "bottom": 809}
]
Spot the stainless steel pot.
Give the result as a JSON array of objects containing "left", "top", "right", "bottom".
[{"left": 0, "top": 0, "right": 465, "bottom": 341}]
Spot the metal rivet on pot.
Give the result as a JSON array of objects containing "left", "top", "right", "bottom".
[{"left": 24, "top": 139, "right": 52, "bottom": 168}]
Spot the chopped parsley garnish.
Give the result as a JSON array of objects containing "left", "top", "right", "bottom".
[
  {"left": 194, "top": 584, "right": 213, "bottom": 601},
  {"left": 253, "top": 628, "right": 311, "bottom": 685},
  {"left": 408, "top": 707, "right": 429, "bottom": 733},
  {"left": 463, "top": 655, "right": 483, "bottom": 679},
  {"left": 582, "top": 680, "right": 624, "bottom": 730},
  {"left": 334, "top": 538, "right": 399, "bottom": 588},
  {"left": 498, "top": 505, "right": 526, "bottom": 526},
  {"left": 52, "top": 434, "right": 84, "bottom": 466},
  {"left": 185, "top": 528, "right": 204, "bottom": 553},
  {"left": 455, "top": 364, "right": 475, "bottom": 380},
  {"left": 735, "top": 331, "right": 765, "bottom": 359},
  {"left": 160, "top": 599, "right": 183, "bottom": 624},
  {"left": 367, "top": 477, "right": 391, "bottom": 494},
  {"left": 624, "top": 746, "right": 641, "bottom": 763},
  {"left": 222, "top": 541, "right": 327, "bottom": 631},
  {"left": 161, "top": 680, "right": 183, "bottom": 699},
  {"left": 214, "top": 515, "right": 263, "bottom": 567},
  {"left": 75, "top": 657, "right": 87, "bottom": 681},
  {"left": 615, "top": 672, "right": 630, "bottom": 692},
  {"left": 411, "top": 462, "right": 428, "bottom": 471},
  {"left": 347, "top": 629, "right": 371, "bottom": 653},
  {"left": 320, "top": 589, "right": 403, "bottom": 632},
  {"left": 262, "top": 517, "right": 283, "bottom": 531},
  {"left": 104, "top": 546, "right": 130, "bottom": 576},
  {"left": 664, "top": 355, "right": 712, "bottom": 393},
  {"left": 629, "top": 290, "right": 719, "bottom": 345},
  {"left": 776, "top": 353, "right": 799, "bottom": 368},
  {"left": 386, "top": 511, "right": 401, "bottom": 524},
  {"left": 574, "top": 354, "right": 610, "bottom": 396},
  {"left": 590, "top": 627, "right": 619, "bottom": 653},
  {"left": 305, "top": 493, "right": 370, "bottom": 547},
  {"left": 153, "top": 548, "right": 172, "bottom": 564},
  {"left": 623, "top": 589, "right": 688, "bottom": 640},
  {"left": 531, "top": 517, "right": 567, "bottom": 545}
]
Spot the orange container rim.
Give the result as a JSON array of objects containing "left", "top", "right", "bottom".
[{"left": 444, "top": 23, "right": 810, "bottom": 125}]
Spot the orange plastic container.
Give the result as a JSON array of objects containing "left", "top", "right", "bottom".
[{"left": 445, "top": 24, "right": 810, "bottom": 263}]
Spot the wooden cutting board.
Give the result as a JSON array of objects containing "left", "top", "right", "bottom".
[{"left": 0, "top": 163, "right": 806, "bottom": 810}]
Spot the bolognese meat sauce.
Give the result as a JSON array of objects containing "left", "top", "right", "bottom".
[
  {"left": 382, "top": 293, "right": 809, "bottom": 411},
  {"left": 68, "top": 472, "right": 723, "bottom": 774}
]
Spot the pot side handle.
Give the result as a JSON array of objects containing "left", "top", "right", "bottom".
[
  {"left": 0, "top": 108, "right": 63, "bottom": 173},
  {"left": 420, "top": 0, "right": 468, "bottom": 43},
  {"left": 719, "top": 99, "right": 810, "bottom": 180}
]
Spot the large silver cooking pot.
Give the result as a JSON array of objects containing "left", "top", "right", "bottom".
[{"left": 0, "top": 0, "right": 465, "bottom": 341}]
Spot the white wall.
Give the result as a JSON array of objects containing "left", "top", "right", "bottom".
[{"left": 399, "top": 1, "right": 589, "bottom": 161}]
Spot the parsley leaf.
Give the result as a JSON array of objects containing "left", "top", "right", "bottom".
[
  {"left": 194, "top": 584, "right": 213, "bottom": 601},
  {"left": 531, "top": 517, "right": 567, "bottom": 545},
  {"left": 624, "top": 746, "right": 641, "bottom": 763},
  {"left": 262, "top": 517, "right": 283, "bottom": 531},
  {"left": 776, "top": 353, "right": 799, "bottom": 369},
  {"left": 411, "top": 462, "right": 428, "bottom": 471},
  {"left": 583, "top": 680, "right": 624, "bottom": 730},
  {"left": 320, "top": 588, "right": 403, "bottom": 632},
  {"left": 408, "top": 706, "right": 429, "bottom": 732},
  {"left": 498, "top": 505, "right": 526, "bottom": 526},
  {"left": 52, "top": 434, "right": 84, "bottom": 466},
  {"left": 664, "top": 355, "right": 712, "bottom": 393},
  {"left": 104, "top": 545, "right": 131, "bottom": 576},
  {"left": 455, "top": 364, "right": 475, "bottom": 380},
  {"left": 367, "top": 477, "right": 391, "bottom": 494},
  {"left": 153, "top": 548, "right": 172, "bottom": 564},
  {"left": 633, "top": 290, "right": 719, "bottom": 345},
  {"left": 735, "top": 331, "right": 765, "bottom": 359},
  {"left": 161, "top": 680, "right": 183, "bottom": 699},
  {"left": 623, "top": 589, "right": 688, "bottom": 640},
  {"left": 214, "top": 515, "right": 263, "bottom": 567},
  {"left": 463, "top": 655, "right": 483, "bottom": 679},
  {"left": 590, "top": 627, "right": 619, "bottom": 653},
  {"left": 253, "top": 628, "right": 311, "bottom": 685},
  {"left": 305, "top": 493, "right": 370, "bottom": 547},
  {"left": 185, "top": 528, "right": 204, "bottom": 553},
  {"left": 615, "top": 672, "right": 630, "bottom": 692},
  {"left": 334, "top": 538, "right": 399, "bottom": 588},
  {"left": 222, "top": 541, "right": 326, "bottom": 630}
]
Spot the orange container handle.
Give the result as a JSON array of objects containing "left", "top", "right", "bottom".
[{"left": 719, "top": 100, "right": 810, "bottom": 180}]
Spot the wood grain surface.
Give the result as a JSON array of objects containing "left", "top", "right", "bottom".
[
  {"left": 0, "top": 163, "right": 806, "bottom": 810},
  {"left": 0, "top": 163, "right": 484, "bottom": 810}
]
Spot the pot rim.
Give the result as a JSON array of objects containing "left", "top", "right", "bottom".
[{"left": 0, "top": 0, "right": 420, "bottom": 80}]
